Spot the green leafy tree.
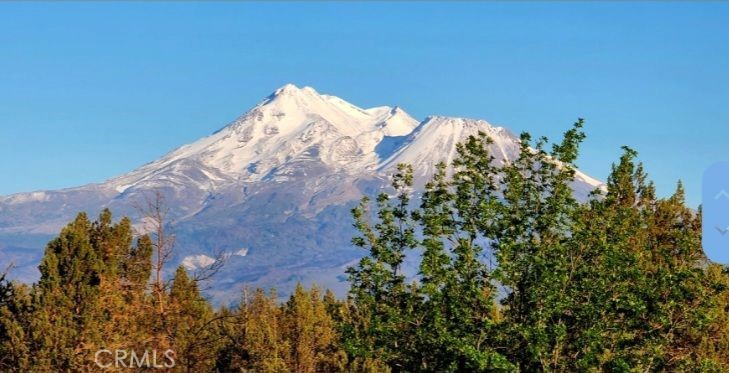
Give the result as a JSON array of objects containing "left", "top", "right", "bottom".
[
  {"left": 485, "top": 121, "right": 587, "bottom": 371},
  {"left": 345, "top": 164, "right": 419, "bottom": 369},
  {"left": 411, "top": 134, "right": 512, "bottom": 371}
]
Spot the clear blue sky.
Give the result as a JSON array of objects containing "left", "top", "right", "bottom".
[{"left": 1, "top": 2, "right": 727, "bottom": 207}]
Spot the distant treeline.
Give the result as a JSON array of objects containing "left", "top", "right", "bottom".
[{"left": 1, "top": 119, "right": 727, "bottom": 372}]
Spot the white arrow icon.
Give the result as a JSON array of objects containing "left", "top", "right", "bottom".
[{"left": 715, "top": 190, "right": 729, "bottom": 200}]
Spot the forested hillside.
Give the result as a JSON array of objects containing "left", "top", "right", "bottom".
[{"left": 1, "top": 121, "right": 727, "bottom": 372}]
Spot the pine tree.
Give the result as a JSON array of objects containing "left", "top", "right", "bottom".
[
  {"left": 29, "top": 212, "right": 103, "bottom": 370},
  {"left": 242, "top": 288, "right": 289, "bottom": 372},
  {"left": 93, "top": 211, "right": 155, "bottom": 358},
  {"left": 696, "top": 264, "right": 729, "bottom": 371},
  {"left": 168, "top": 265, "right": 219, "bottom": 372},
  {"left": 213, "top": 305, "right": 245, "bottom": 371},
  {"left": 282, "top": 283, "right": 346, "bottom": 372},
  {"left": 555, "top": 147, "right": 657, "bottom": 370},
  {"left": 0, "top": 272, "right": 30, "bottom": 371},
  {"left": 637, "top": 182, "right": 724, "bottom": 370},
  {"left": 27, "top": 209, "right": 156, "bottom": 370},
  {"left": 2, "top": 118, "right": 727, "bottom": 372},
  {"left": 546, "top": 147, "right": 729, "bottom": 371}
]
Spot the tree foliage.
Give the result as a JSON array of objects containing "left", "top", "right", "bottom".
[
  {"left": 344, "top": 119, "right": 729, "bottom": 372},
  {"left": 0, "top": 120, "right": 727, "bottom": 372}
]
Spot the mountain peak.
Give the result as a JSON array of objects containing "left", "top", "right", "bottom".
[
  {"left": 378, "top": 115, "right": 520, "bottom": 182},
  {"left": 110, "top": 85, "right": 420, "bottom": 185},
  {"left": 419, "top": 115, "right": 510, "bottom": 136},
  {"left": 0, "top": 85, "right": 604, "bottom": 302},
  {"left": 271, "top": 83, "right": 317, "bottom": 97}
]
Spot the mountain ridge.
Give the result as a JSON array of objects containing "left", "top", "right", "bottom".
[{"left": 0, "top": 84, "right": 603, "bottom": 303}]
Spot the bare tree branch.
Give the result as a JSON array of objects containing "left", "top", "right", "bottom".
[{"left": 193, "top": 248, "right": 228, "bottom": 288}]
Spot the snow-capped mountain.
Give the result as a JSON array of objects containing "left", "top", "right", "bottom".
[
  {"left": 0, "top": 84, "right": 602, "bottom": 303},
  {"left": 380, "top": 116, "right": 519, "bottom": 180},
  {"left": 113, "top": 84, "right": 418, "bottom": 188},
  {"left": 379, "top": 115, "right": 602, "bottom": 193}
]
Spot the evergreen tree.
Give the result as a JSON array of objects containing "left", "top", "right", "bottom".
[
  {"left": 27, "top": 209, "right": 155, "bottom": 370},
  {"left": 1, "top": 118, "right": 728, "bottom": 372},
  {"left": 168, "top": 265, "right": 219, "bottom": 372},
  {"left": 30, "top": 212, "right": 103, "bottom": 370},
  {"left": 242, "top": 288, "right": 289, "bottom": 372},
  {"left": 562, "top": 149, "right": 728, "bottom": 371},
  {"left": 0, "top": 272, "right": 30, "bottom": 371},
  {"left": 282, "top": 283, "right": 346, "bottom": 372},
  {"left": 696, "top": 264, "right": 729, "bottom": 371}
]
